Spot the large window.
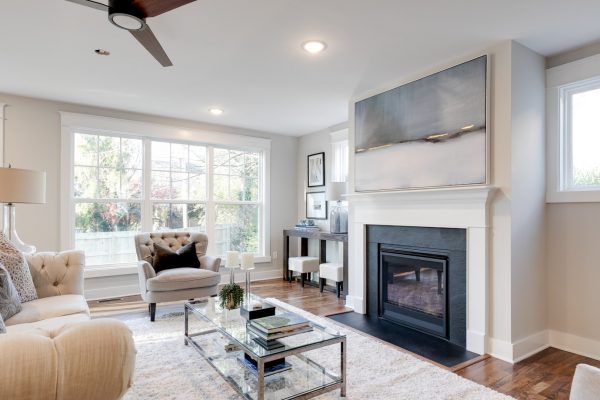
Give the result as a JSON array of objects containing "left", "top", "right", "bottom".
[
  {"left": 548, "top": 60, "right": 600, "bottom": 203},
  {"left": 63, "top": 117, "right": 269, "bottom": 269},
  {"left": 560, "top": 80, "right": 600, "bottom": 191}
]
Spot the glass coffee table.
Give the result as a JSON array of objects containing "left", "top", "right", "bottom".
[{"left": 184, "top": 296, "right": 346, "bottom": 400}]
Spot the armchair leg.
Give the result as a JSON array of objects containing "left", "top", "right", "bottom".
[
  {"left": 149, "top": 303, "right": 156, "bottom": 322},
  {"left": 301, "top": 273, "right": 305, "bottom": 287},
  {"left": 336, "top": 282, "right": 342, "bottom": 298}
]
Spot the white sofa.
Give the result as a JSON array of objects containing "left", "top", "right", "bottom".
[{"left": 0, "top": 250, "right": 136, "bottom": 400}]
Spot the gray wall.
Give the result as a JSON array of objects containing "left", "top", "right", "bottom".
[{"left": 0, "top": 92, "right": 298, "bottom": 298}]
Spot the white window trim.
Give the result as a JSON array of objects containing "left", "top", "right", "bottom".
[
  {"left": 60, "top": 112, "right": 271, "bottom": 275},
  {"left": 547, "top": 53, "right": 600, "bottom": 203}
]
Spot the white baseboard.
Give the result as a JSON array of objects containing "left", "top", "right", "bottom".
[
  {"left": 488, "top": 330, "right": 550, "bottom": 363},
  {"left": 512, "top": 330, "right": 550, "bottom": 363},
  {"left": 488, "top": 330, "right": 550, "bottom": 364},
  {"left": 85, "top": 284, "right": 140, "bottom": 301},
  {"left": 488, "top": 337, "right": 514, "bottom": 363},
  {"left": 344, "top": 295, "right": 364, "bottom": 313},
  {"left": 466, "top": 330, "right": 486, "bottom": 355},
  {"left": 549, "top": 330, "right": 600, "bottom": 361}
]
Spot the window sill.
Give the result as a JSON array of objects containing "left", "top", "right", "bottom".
[
  {"left": 546, "top": 189, "right": 600, "bottom": 203},
  {"left": 85, "top": 256, "right": 273, "bottom": 279},
  {"left": 85, "top": 264, "right": 138, "bottom": 278}
]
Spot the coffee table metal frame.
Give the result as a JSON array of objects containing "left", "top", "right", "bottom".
[{"left": 184, "top": 299, "right": 346, "bottom": 400}]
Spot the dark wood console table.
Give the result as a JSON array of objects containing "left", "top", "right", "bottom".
[{"left": 283, "top": 229, "right": 348, "bottom": 296}]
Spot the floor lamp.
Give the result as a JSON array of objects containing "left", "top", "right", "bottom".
[{"left": 0, "top": 166, "right": 46, "bottom": 254}]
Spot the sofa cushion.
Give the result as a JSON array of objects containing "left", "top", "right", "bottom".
[
  {"left": 0, "top": 264, "right": 22, "bottom": 320},
  {"left": 147, "top": 267, "right": 220, "bottom": 292},
  {"left": 4, "top": 294, "right": 89, "bottom": 326},
  {"left": 5, "top": 313, "right": 90, "bottom": 334},
  {"left": 153, "top": 242, "right": 200, "bottom": 273},
  {"left": 26, "top": 251, "right": 85, "bottom": 298},
  {"left": 0, "top": 233, "right": 37, "bottom": 302}
]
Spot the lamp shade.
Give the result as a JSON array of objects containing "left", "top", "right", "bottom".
[
  {"left": 0, "top": 167, "right": 46, "bottom": 204},
  {"left": 326, "top": 182, "right": 346, "bottom": 202}
]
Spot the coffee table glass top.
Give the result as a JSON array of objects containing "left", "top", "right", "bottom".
[{"left": 186, "top": 295, "right": 344, "bottom": 358}]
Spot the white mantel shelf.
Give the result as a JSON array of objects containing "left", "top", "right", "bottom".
[
  {"left": 345, "top": 185, "right": 496, "bottom": 203},
  {"left": 345, "top": 184, "right": 497, "bottom": 355}
]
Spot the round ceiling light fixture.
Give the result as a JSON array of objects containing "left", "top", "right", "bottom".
[
  {"left": 109, "top": 13, "right": 145, "bottom": 31},
  {"left": 209, "top": 108, "right": 224, "bottom": 116},
  {"left": 301, "top": 40, "right": 327, "bottom": 54}
]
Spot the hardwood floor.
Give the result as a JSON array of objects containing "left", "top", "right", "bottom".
[{"left": 89, "top": 278, "right": 597, "bottom": 399}]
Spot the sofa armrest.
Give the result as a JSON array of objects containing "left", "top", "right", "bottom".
[
  {"left": 26, "top": 250, "right": 85, "bottom": 298},
  {"left": 200, "top": 255, "right": 221, "bottom": 272},
  {"left": 0, "top": 319, "right": 136, "bottom": 400},
  {"left": 137, "top": 260, "right": 156, "bottom": 294}
]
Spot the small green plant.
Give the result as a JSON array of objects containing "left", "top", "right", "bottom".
[{"left": 218, "top": 283, "right": 244, "bottom": 310}]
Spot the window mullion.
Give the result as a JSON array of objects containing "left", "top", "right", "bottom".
[
  {"left": 206, "top": 146, "right": 216, "bottom": 255},
  {"left": 142, "top": 138, "right": 153, "bottom": 231}
]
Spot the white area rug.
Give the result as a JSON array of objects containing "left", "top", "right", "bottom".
[{"left": 123, "top": 299, "right": 512, "bottom": 400}]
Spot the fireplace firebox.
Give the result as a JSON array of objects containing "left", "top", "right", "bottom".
[
  {"left": 379, "top": 247, "right": 448, "bottom": 338},
  {"left": 367, "top": 225, "right": 466, "bottom": 348}
]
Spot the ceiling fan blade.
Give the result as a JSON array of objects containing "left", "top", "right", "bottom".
[
  {"left": 132, "top": 0, "right": 196, "bottom": 18},
  {"left": 65, "top": 0, "right": 108, "bottom": 11},
  {"left": 130, "top": 25, "right": 173, "bottom": 67}
]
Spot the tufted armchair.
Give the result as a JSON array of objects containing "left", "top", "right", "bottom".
[{"left": 134, "top": 232, "right": 221, "bottom": 321}]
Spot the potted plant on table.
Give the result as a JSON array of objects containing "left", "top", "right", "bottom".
[{"left": 219, "top": 283, "right": 244, "bottom": 310}]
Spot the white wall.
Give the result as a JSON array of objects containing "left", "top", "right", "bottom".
[
  {"left": 509, "top": 42, "right": 548, "bottom": 357},
  {"left": 295, "top": 123, "right": 347, "bottom": 261},
  {"left": 545, "top": 51, "right": 600, "bottom": 359},
  {"left": 0, "top": 92, "right": 298, "bottom": 299}
]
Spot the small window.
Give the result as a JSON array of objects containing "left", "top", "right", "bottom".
[
  {"left": 330, "top": 130, "right": 349, "bottom": 183},
  {"left": 560, "top": 79, "right": 600, "bottom": 191}
]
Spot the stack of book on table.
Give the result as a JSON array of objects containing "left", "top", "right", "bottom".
[
  {"left": 294, "top": 224, "right": 320, "bottom": 231},
  {"left": 248, "top": 312, "right": 312, "bottom": 350}
]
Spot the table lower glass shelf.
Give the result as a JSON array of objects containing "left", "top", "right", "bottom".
[{"left": 192, "top": 330, "right": 343, "bottom": 400}]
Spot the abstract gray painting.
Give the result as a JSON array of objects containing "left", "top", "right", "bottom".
[{"left": 354, "top": 56, "right": 487, "bottom": 191}]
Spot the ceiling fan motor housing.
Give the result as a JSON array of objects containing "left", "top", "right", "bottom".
[{"left": 108, "top": 0, "right": 146, "bottom": 31}]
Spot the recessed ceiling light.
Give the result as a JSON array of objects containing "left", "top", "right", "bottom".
[
  {"left": 302, "top": 40, "right": 327, "bottom": 54},
  {"left": 209, "top": 108, "right": 224, "bottom": 116},
  {"left": 94, "top": 49, "right": 110, "bottom": 56}
]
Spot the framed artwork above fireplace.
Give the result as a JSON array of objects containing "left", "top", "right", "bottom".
[{"left": 354, "top": 55, "right": 489, "bottom": 191}]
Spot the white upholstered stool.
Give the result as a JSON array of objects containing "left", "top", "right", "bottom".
[
  {"left": 288, "top": 256, "right": 320, "bottom": 287},
  {"left": 319, "top": 262, "right": 344, "bottom": 297}
]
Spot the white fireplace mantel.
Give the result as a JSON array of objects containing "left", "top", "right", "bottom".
[{"left": 346, "top": 185, "right": 496, "bottom": 355}]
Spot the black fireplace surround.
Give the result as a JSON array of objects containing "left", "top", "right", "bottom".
[{"left": 367, "top": 225, "right": 467, "bottom": 348}]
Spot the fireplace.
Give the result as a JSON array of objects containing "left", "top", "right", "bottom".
[
  {"left": 367, "top": 225, "right": 466, "bottom": 347},
  {"left": 379, "top": 246, "right": 448, "bottom": 338}
]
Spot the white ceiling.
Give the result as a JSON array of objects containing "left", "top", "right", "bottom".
[{"left": 1, "top": 0, "right": 600, "bottom": 136}]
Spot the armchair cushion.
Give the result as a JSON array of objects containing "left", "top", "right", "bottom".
[
  {"left": 0, "top": 264, "right": 22, "bottom": 320},
  {"left": 153, "top": 242, "right": 200, "bottom": 273},
  {"left": 0, "top": 233, "right": 37, "bottom": 302},
  {"left": 147, "top": 268, "right": 221, "bottom": 292}
]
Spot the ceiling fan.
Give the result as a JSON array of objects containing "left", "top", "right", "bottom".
[{"left": 66, "top": 0, "right": 196, "bottom": 67}]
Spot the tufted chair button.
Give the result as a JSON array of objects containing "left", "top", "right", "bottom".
[{"left": 53, "top": 281, "right": 59, "bottom": 287}]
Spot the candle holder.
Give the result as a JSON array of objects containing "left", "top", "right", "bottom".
[
  {"left": 225, "top": 251, "right": 240, "bottom": 284},
  {"left": 239, "top": 252, "right": 276, "bottom": 320}
]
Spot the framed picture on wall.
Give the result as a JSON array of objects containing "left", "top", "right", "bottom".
[
  {"left": 306, "top": 191, "right": 327, "bottom": 219},
  {"left": 307, "top": 152, "right": 325, "bottom": 187}
]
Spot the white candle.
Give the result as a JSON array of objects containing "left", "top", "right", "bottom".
[
  {"left": 241, "top": 252, "right": 255, "bottom": 269},
  {"left": 225, "top": 251, "right": 239, "bottom": 268}
]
